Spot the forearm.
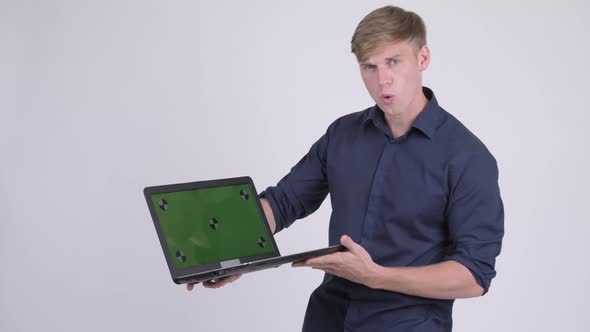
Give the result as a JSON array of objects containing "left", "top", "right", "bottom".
[
  {"left": 368, "top": 260, "right": 484, "bottom": 300},
  {"left": 260, "top": 198, "right": 276, "bottom": 234}
]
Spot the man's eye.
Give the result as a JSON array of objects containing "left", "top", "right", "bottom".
[
  {"left": 390, "top": 59, "right": 400, "bottom": 65},
  {"left": 362, "top": 65, "right": 376, "bottom": 71}
]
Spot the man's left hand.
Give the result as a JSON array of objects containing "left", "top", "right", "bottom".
[{"left": 292, "top": 235, "right": 382, "bottom": 288}]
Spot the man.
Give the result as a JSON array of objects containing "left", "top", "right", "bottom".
[{"left": 188, "top": 5, "right": 504, "bottom": 331}]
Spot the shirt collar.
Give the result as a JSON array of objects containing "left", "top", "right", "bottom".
[{"left": 363, "top": 86, "right": 443, "bottom": 140}]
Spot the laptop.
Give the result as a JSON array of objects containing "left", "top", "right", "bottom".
[{"left": 143, "top": 176, "right": 345, "bottom": 284}]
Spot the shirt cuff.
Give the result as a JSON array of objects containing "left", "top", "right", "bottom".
[{"left": 444, "top": 255, "right": 493, "bottom": 295}]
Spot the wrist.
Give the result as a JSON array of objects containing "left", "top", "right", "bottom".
[{"left": 366, "top": 264, "right": 386, "bottom": 289}]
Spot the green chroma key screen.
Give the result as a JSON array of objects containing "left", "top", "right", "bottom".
[{"left": 150, "top": 183, "right": 274, "bottom": 270}]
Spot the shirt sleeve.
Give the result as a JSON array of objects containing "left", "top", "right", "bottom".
[
  {"left": 443, "top": 151, "right": 504, "bottom": 294},
  {"left": 259, "top": 132, "right": 330, "bottom": 233}
]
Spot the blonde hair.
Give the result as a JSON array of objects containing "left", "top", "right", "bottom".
[{"left": 351, "top": 6, "right": 427, "bottom": 62}]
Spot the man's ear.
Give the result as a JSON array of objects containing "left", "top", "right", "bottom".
[{"left": 418, "top": 44, "right": 431, "bottom": 71}]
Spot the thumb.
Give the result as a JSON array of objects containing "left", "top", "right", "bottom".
[{"left": 340, "top": 235, "right": 364, "bottom": 254}]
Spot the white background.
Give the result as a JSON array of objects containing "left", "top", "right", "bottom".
[{"left": 2, "top": 0, "right": 589, "bottom": 331}]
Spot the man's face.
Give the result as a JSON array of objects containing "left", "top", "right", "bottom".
[{"left": 359, "top": 41, "right": 430, "bottom": 118}]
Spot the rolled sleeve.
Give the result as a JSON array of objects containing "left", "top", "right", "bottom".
[
  {"left": 259, "top": 132, "right": 330, "bottom": 233},
  {"left": 443, "top": 152, "right": 504, "bottom": 294}
]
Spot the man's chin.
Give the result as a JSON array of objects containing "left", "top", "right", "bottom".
[{"left": 377, "top": 104, "right": 400, "bottom": 116}]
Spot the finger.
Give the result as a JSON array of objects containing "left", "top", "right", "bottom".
[
  {"left": 186, "top": 283, "right": 196, "bottom": 291},
  {"left": 305, "top": 257, "right": 322, "bottom": 265},
  {"left": 226, "top": 274, "right": 241, "bottom": 283},
  {"left": 308, "top": 262, "right": 334, "bottom": 270},
  {"left": 306, "top": 253, "right": 337, "bottom": 265},
  {"left": 294, "top": 260, "right": 324, "bottom": 268},
  {"left": 203, "top": 274, "right": 241, "bottom": 288},
  {"left": 320, "top": 267, "right": 337, "bottom": 275},
  {"left": 310, "top": 265, "right": 327, "bottom": 271},
  {"left": 311, "top": 266, "right": 338, "bottom": 276},
  {"left": 294, "top": 252, "right": 343, "bottom": 268},
  {"left": 292, "top": 259, "right": 310, "bottom": 267},
  {"left": 203, "top": 279, "right": 225, "bottom": 289}
]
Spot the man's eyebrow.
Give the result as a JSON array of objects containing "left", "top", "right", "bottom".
[
  {"left": 385, "top": 54, "right": 401, "bottom": 61},
  {"left": 360, "top": 54, "right": 402, "bottom": 66}
]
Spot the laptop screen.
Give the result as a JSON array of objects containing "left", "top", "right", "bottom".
[{"left": 149, "top": 182, "right": 275, "bottom": 270}]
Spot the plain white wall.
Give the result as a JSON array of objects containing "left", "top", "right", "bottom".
[{"left": 1, "top": 0, "right": 589, "bottom": 331}]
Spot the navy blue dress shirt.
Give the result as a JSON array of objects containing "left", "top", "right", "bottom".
[{"left": 260, "top": 87, "right": 504, "bottom": 332}]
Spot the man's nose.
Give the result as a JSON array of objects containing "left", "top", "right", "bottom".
[{"left": 378, "top": 67, "right": 393, "bottom": 87}]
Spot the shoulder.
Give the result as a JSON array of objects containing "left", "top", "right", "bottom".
[
  {"left": 436, "top": 109, "right": 499, "bottom": 180},
  {"left": 439, "top": 108, "right": 496, "bottom": 160},
  {"left": 325, "top": 106, "right": 373, "bottom": 135}
]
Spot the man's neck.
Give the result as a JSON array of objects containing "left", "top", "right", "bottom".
[{"left": 384, "top": 91, "right": 428, "bottom": 139}]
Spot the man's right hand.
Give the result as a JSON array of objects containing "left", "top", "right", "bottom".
[{"left": 186, "top": 274, "right": 242, "bottom": 291}]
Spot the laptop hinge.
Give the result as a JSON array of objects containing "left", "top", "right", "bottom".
[{"left": 220, "top": 259, "right": 241, "bottom": 268}]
